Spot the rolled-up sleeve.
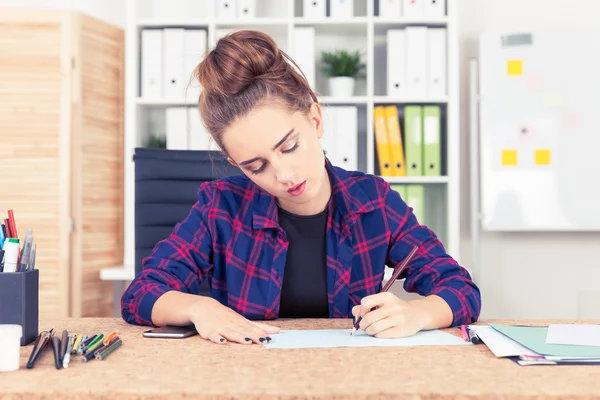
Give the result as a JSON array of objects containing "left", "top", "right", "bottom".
[
  {"left": 121, "top": 182, "right": 215, "bottom": 326},
  {"left": 384, "top": 184, "right": 481, "bottom": 326}
]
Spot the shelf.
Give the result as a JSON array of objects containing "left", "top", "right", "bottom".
[
  {"left": 381, "top": 176, "right": 449, "bottom": 184},
  {"left": 137, "top": 19, "right": 211, "bottom": 28},
  {"left": 319, "top": 96, "right": 368, "bottom": 104},
  {"left": 215, "top": 18, "right": 289, "bottom": 26},
  {"left": 373, "top": 17, "right": 448, "bottom": 26},
  {"left": 373, "top": 96, "right": 449, "bottom": 104},
  {"left": 294, "top": 17, "right": 368, "bottom": 25}
]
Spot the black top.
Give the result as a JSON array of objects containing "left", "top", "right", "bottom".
[{"left": 277, "top": 206, "right": 329, "bottom": 318}]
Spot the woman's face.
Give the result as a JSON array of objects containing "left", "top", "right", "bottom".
[{"left": 222, "top": 101, "right": 331, "bottom": 215}]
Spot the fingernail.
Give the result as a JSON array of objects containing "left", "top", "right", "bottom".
[
  {"left": 220, "top": 338, "right": 225, "bottom": 342},
  {"left": 259, "top": 337, "right": 266, "bottom": 343},
  {"left": 266, "top": 336, "right": 272, "bottom": 342},
  {"left": 245, "top": 338, "right": 251, "bottom": 342}
]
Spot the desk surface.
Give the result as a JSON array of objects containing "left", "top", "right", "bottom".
[{"left": 2, "top": 318, "right": 599, "bottom": 399}]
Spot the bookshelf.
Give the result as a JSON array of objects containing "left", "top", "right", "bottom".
[{"left": 122, "top": 0, "right": 461, "bottom": 274}]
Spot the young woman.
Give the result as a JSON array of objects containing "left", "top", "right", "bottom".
[{"left": 121, "top": 30, "right": 481, "bottom": 345}]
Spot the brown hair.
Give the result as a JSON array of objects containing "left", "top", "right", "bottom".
[{"left": 194, "top": 29, "right": 318, "bottom": 154}]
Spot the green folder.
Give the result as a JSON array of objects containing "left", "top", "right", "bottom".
[
  {"left": 390, "top": 184, "right": 407, "bottom": 200},
  {"left": 491, "top": 324, "right": 600, "bottom": 358},
  {"left": 406, "top": 185, "right": 425, "bottom": 224},
  {"left": 423, "top": 106, "right": 441, "bottom": 176},
  {"left": 404, "top": 106, "right": 423, "bottom": 176}
]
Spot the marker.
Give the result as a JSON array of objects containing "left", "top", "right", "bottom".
[
  {"left": 466, "top": 327, "right": 481, "bottom": 344},
  {"left": 460, "top": 325, "right": 469, "bottom": 341},
  {"left": 2, "top": 238, "right": 19, "bottom": 273}
]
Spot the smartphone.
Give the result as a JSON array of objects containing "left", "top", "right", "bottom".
[{"left": 142, "top": 325, "right": 198, "bottom": 339}]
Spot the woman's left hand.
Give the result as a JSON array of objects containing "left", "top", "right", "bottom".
[{"left": 351, "top": 292, "right": 430, "bottom": 338}]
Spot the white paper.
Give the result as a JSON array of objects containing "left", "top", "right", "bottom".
[
  {"left": 546, "top": 324, "right": 600, "bottom": 347},
  {"left": 264, "top": 329, "right": 470, "bottom": 349},
  {"left": 467, "top": 325, "right": 539, "bottom": 358}
]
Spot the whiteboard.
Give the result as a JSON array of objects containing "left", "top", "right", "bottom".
[{"left": 478, "top": 30, "right": 600, "bottom": 231}]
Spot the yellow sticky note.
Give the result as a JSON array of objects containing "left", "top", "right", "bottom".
[
  {"left": 507, "top": 60, "right": 523, "bottom": 76},
  {"left": 501, "top": 150, "right": 518, "bottom": 166},
  {"left": 535, "top": 149, "right": 551, "bottom": 165}
]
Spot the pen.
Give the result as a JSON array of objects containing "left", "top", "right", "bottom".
[
  {"left": 59, "top": 330, "right": 69, "bottom": 365},
  {"left": 466, "top": 326, "right": 481, "bottom": 344},
  {"left": 50, "top": 331, "right": 62, "bottom": 369},
  {"left": 351, "top": 245, "right": 419, "bottom": 335},
  {"left": 27, "top": 328, "right": 53, "bottom": 369}
]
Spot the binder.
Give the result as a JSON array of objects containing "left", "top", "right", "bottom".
[
  {"left": 423, "top": 0, "right": 445, "bottom": 17},
  {"left": 402, "top": 0, "right": 424, "bottom": 18},
  {"left": 321, "top": 106, "right": 339, "bottom": 165},
  {"left": 188, "top": 108, "right": 214, "bottom": 151},
  {"left": 165, "top": 107, "right": 189, "bottom": 150},
  {"left": 140, "top": 29, "right": 163, "bottom": 98},
  {"left": 404, "top": 105, "right": 423, "bottom": 176},
  {"left": 237, "top": 0, "right": 256, "bottom": 19},
  {"left": 303, "top": 0, "right": 326, "bottom": 18},
  {"left": 383, "top": 106, "right": 407, "bottom": 176},
  {"left": 216, "top": 0, "right": 237, "bottom": 19},
  {"left": 427, "top": 28, "right": 447, "bottom": 97},
  {"left": 406, "top": 185, "right": 425, "bottom": 224},
  {"left": 330, "top": 0, "right": 354, "bottom": 18},
  {"left": 336, "top": 106, "right": 358, "bottom": 171},
  {"left": 423, "top": 106, "right": 441, "bottom": 176},
  {"left": 387, "top": 29, "right": 406, "bottom": 97},
  {"left": 163, "top": 28, "right": 186, "bottom": 99},
  {"left": 183, "top": 29, "right": 207, "bottom": 104},
  {"left": 293, "top": 27, "right": 316, "bottom": 88},
  {"left": 390, "top": 184, "right": 407, "bottom": 200},
  {"left": 374, "top": 106, "right": 394, "bottom": 176},
  {"left": 405, "top": 27, "right": 427, "bottom": 97},
  {"left": 378, "top": 0, "right": 401, "bottom": 18}
]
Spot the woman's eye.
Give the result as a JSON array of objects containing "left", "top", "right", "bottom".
[
  {"left": 282, "top": 141, "right": 299, "bottom": 153},
  {"left": 251, "top": 163, "right": 267, "bottom": 175}
]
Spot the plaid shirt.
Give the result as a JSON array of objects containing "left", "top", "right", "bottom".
[{"left": 121, "top": 160, "right": 481, "bottom": 327}]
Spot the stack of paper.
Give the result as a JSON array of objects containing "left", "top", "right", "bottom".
[{"left": 469, "top": 324, "right": 600, "bottom": 366}]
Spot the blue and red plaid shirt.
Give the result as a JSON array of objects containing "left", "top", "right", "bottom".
[{"left": 121, "top": 159, "right": 481, "bottom": 327}]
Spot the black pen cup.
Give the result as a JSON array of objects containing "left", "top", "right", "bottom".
[{"left": 0, "top": 269, "right": 39, "bottom": 346}]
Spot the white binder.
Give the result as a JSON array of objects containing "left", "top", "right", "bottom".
[
  {"left": 335, "top": 106, "right": 358, "bottom": 171},
  {"left": 402, "top": 0, "right": 424, "bottom": 18},
  {"left": 188, "top": 108, "right": 214, "bottom": 151},
  {"left": 237, "top": 0, "right": 256, "bottom": 19},
  {"left": 216, "top": 0, "right": 237, "bottom": 19},
  {"left": 423, "top": 0, "right": 445, "bottom": 17},
  {"left": 141, "top": 29, "right": 163, "bottom": 99},
  {"left": 426, "top": 28, "right": 446, "bottom": 97},
  {"left": 163, "top": 29, "right": 186, "bottom": 99},
  {"left": 330, "top": 0, "right": 354, "bottom": 18},
  {"left": 303, "top": 0, "right": 326, "bottom": 18},
  {"left": 320, "top": 106, "right": 338, "bottom": 165},
  {"left": 183, "top": 29, "right": 207, "bottom": 103},
  {"left": 387, "top": 29, "right": 406, "bottom": 97},
  {"left": 405, "top": 27, "right": 427, "bottom": 97},
  {"left": 165, "top": 107, "right": 189, "bottom": 150},
  {"left": 293, "top": 27, "right": 315, "bottom": 88},
  {"left": 379, "top": 0, "right": 401, "bottom": 18}
]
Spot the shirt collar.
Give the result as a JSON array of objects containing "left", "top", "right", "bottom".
[{"left": 251, "top": 158, "right": 376, "bottom": 230}]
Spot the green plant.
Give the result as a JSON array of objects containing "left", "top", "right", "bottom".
[
  {"left": 144, "top": 134, "right": 166, "bottom": 149},
  {"left": 320, "top": 49, "right": 365, "bottom": 78}
]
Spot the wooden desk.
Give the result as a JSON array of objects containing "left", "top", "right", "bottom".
[{"left": 1, "top": 318, "right": 599, "bottom": 399}]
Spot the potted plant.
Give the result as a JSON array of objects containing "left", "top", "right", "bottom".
[{"left": 320, "top": 49, "right": 365, "bottom": 97}]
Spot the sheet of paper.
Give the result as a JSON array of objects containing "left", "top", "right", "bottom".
[
  {"left": 467, "top": 325, "right": 540, "bottom": 358},
  {"left": 263, "top": 329, "right": 470, "bottom": 349},
  {"left": 546, "top": 324, "right": 600, "bottom": 347}
]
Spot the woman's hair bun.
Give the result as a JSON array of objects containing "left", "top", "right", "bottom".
[{"left": 196, "top": 29, "right": 287, "bottom": 96}]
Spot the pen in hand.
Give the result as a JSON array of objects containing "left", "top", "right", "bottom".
[{"left": 350, "top": 245, "right": 419, "bottom": 336}]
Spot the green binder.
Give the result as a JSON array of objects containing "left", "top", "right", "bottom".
[
  {"left": 390, "top": 184, "right": 407, "bottom": 200},
  {"left": 423, "top": 106, "right": 441, "bottom": 176},
  {"left": 406, "top": 185, "right": 425, "bottom": 224},
  {"left": 404, "top": 106, "right": 423, "bottom": 176}
]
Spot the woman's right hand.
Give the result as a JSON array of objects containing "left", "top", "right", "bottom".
[{"left": 188, "top": 297, "right": 281, "bottom": 345}]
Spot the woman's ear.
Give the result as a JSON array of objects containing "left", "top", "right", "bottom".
[
  {"left": 227, "top": 157, "right": 238, "bottom": 167},
  {"left": 308, "top": 102, "right": 324, "bottom": 139}
]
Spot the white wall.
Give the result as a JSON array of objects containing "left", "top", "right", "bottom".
[
  {"left": 0, "top": 0, "right": 125, "bottom": 27},
  {"left": 458, "top": 0, "right": 600, "bottom": 320}
]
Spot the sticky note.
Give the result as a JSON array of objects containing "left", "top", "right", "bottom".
[
  {"left": 501, "top": 150, "right": 517, "bottom": 166},
  {"left": 507, "top": 60, "right": 523, "bottom": 76},
  {"left": 535, "top": 149, "right": 551, "bottom": 165},
  {"left": 543, "top": 92, "right": 563, "bottom": 108}
]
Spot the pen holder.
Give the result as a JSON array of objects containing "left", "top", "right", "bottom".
[{"left": 0, "top": 269, "right": 39, "bottom": 346}]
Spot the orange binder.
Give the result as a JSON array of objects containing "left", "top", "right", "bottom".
[
  {"left": 383, "top": 106, "right": 407, "bottom": 176},
  {"left": 374, "top": 106, "right": 394, "bottom": 176}
]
